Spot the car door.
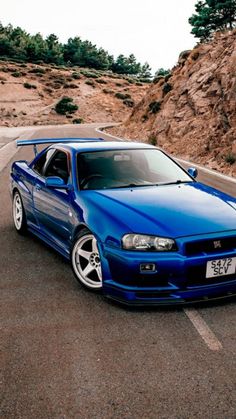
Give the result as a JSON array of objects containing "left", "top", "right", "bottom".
[{"left": 33, "top": 148, "right": 73, "bottom": 249}]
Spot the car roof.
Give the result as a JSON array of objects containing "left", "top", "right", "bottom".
[{"left": 54, "top": 140, "right": 157, "bottom": 154}]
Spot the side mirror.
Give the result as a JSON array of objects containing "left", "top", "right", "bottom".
[
  {"left": 188, "top": 167, "right": 198, "bottom": 179},
  {"left": 45, "top": 176, "right": 68, "bottom": 189}
]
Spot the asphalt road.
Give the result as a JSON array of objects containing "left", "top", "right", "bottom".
[{"left": 0, "top": 124, "right": 236, "bottom": 419}]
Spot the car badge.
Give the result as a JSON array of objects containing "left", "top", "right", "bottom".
[{"left": 213, "top": 240, "right": 221, "bottom": 249}]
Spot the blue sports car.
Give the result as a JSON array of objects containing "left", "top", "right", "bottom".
[{"left": 11, "top": 138, "right": 236, "bottom": 305}]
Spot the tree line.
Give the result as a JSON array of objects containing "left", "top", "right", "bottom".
[
  {"left": 0, "top": 22, "right": 152, "bottom": 78},
  {"left": 189, "top": 0, "right": 236, "bottom": 41},
  {"left": 1, "top": 2, "right": 236, "bottom": 78}
]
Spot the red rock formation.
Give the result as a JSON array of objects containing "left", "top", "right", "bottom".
[{"left": 111, "top": 30, "right": 236, "bottom": 176}]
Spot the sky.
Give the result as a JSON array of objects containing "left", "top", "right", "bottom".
[{"left": 1, "top": 0, "right": 198, "bottom": 72}]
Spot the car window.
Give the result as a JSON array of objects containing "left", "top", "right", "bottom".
[
  {"left": 32, "top": 148, "right": 55, "bottom": 176},
  {"left": 44, "top": 150, "right": 70, "bottom": 183},
  {"left": 77, "top": 149, "right": 193, "bottom": 190}
]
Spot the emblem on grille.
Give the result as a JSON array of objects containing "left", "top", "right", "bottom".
[{"left": 213, "top": 240, "right": 222, "bottom": 249}]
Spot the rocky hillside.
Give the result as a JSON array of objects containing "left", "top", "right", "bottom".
[
  {"left": 110, "top": 30, "right": 236, "bottom": 176},
  {"left": 0, "top": 62, "right": 148, "bottom": 127}
]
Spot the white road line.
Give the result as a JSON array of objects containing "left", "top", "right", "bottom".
[
  {"left": 177, "top": 157, "right": 236, "bottom": 184},
  {"left": 0, "top": 141, "right": 18, "bottom": 173},
  {"left": 184, "top": 308, "right": 223, "bottom": 351},
  {"left": 98, "top": 125, "right": 227, "bottom": 352},
  {"left": 95, "top": 127, "right": 123, "bottom": 141}
]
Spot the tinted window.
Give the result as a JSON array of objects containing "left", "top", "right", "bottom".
[
  {"left": 33, "top": 148, "right": 55, "bottom": 175},
  {"left": 77, "top": 149, "right": 193, "bottom": 190},
  {"left": 45, "top": 151, "right": 70, "bottom": 183}
]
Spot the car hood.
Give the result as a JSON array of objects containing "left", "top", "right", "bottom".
[{"left": 83, "top": 182, "right": 236, "bottom": 238}]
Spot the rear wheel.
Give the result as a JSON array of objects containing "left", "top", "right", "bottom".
[
  {"left": 71, "top": 230, "right": 103, "bottom": 291},
  {"left": 12, "top": 191, "right": 27, "bottom": 234}
]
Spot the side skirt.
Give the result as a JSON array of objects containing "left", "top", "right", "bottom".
[{"left": 27, "top": 225, "right": 70, "bottom": 260}]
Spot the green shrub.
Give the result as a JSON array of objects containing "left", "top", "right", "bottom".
[
  {"left": 148, "top": 135, "right": 157, "bottom": 146},
  {"left": 52, "top": 78, "right": 65, "bottom": 85},
  {"left": 123, "top": 99, "right": 134, "bottom": 107},
  {"left": 103, "top": 88, "right": 114, "bottom": 94},
  {"left": 63, "top": 83, "right": 78, "bottom": 89},
  {"left": 12, "top": 71, "right": 22, "bottom": 77},
  {"left": 148, "top": 101, "right": 162, "bottom": 114},
  {"left": 44, "top": 87, "right": 53, "bottom": 94},
  {"left": 23, "top": 82, "right": 37, "bottom": 89},
  {"left": 178, "top": 50, "right": 191, "bottom": 61},
  {"left": 162, "top": 82, "right": 172, "bottom": 95},
  {"left": 73, "top": 118, "right": 83, "bottom": 124},
  {"left": 85, "top": 79, "right": 95, "bottom": 86},
  {"left": 153, "top": 75, "right": 165, "bottom": 84},
  {"left": 142, "top": 114, "right": 148, "bottom": 122},
  {"left": 81, "top": 70, "right": 98, "bottom": 78},
  {"left": 115, "top": 92, "right": 131, "bottom": 100},
  {"left": 138, "top": 77, "right": 151, "bottom": 83},
  {"left": 126, "top": 78, "right": 135, "bottom": 84},
  {"left": 96, "top": 79, "right": 107, "bottom": 84},
  {"left": 29, "top": 67, "right": 46, "bottom": 74},
  {"left": 55, "top": 97, "right": 78, "bottom": 115},
  {"left": 155, "top": 68, "right": 170, "bottom": 77},
  {"left": 71, "top": 72, "right": 81, "bottom": 79},
  {"left": 225, "top": 153, "right": 236, "bottom": 165},
  {"left": 34, "top": 60, "right": 45, "bottom": 65},
  {"left": 164, "top": 73, "right": 171, "bottom": 82}
]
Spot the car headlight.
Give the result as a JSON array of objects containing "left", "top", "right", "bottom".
[{"left": 122, "top": 234, "right": 177, "bottom": 251}]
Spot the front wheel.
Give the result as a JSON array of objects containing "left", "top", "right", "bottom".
[
  {"left": 12, "top": 191, "right": 27, "bottom": 234},
  {"left": 71, "top": 230, "right": 103, "bottom": 291}
]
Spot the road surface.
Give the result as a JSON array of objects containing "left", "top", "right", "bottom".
[{"left": 0, "top": 124, "right": 236, "bottom": 419}]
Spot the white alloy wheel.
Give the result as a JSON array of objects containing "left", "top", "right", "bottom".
[
  {"left": 72, "top": 233, "right": 103, "bottom": 290},
  {"left": 13, "top": 192, "right": 24, "bottom": 231}
]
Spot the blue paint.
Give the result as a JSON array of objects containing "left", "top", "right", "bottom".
[{"left": 11, "top": 139, "right": 236, "bottom": 305}]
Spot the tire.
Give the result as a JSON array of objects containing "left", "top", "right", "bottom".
[
  {"left": 12, "top": 191, "right": 27, "bottom": 235},
  {"left": 71, "top": 229, "right": 103, "bottom": 291}
]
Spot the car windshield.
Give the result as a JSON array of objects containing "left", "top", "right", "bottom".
[{"left": 77, "top": 149, "right": 193, "bottom": 190}]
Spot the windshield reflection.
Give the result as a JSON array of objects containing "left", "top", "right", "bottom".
[{"left": 77, "top": 149, "right": 193, "bottom": 190}]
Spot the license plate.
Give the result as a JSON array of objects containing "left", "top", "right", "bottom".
[{"left": 206, "top": 257, "right": 236, "bottom": 278}]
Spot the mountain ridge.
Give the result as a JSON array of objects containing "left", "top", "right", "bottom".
[{"left": 109, "top": 30, "right": 236, "bottom": 176}]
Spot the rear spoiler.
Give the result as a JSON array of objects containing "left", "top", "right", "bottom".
[{"left": 16, "top": 137, "right": 104, "bottom": 156}]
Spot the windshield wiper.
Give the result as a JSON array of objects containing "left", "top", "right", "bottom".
[
  {"left": 158, "top": 180, "right": 192, "bottom": 186},
  {"left": 115, "top": 183, "right": 157, "bottom": 189}
]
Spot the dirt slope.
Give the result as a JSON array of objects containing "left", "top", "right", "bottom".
[
  {"left": 110, "top": 30, "right": 236, "bottom": 176},
  {"left": 0, "top": 62, "right": 148, "bottom": 127}
]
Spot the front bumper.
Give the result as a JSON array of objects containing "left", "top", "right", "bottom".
[
  {"left": 103, "top": 281, "right": 236, "bottom": 306},
  {"left": 101, "top": 233, "right": 236, "bottom": 306}
]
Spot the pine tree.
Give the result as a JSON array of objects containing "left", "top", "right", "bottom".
[
  {"left": 139, "top": 62, "right": 152, "bottom": 79},
  {"left": 155, "top": 68, "right": 170, "bottom": 77},
  {"left": 45, "top": 34, "right": 63, "bottom": 64},
  {"left": 189, "top": 0, "right": 236, "bottom": 41}
]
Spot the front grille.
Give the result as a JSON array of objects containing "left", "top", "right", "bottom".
[
  {"left": 185, "top": 236, "right": 236, "bottom": 256},
  {"left": 186, "top": 265, "right": 236, "bottom": 287}
]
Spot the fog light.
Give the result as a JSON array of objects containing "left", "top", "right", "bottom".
[{"left": 140, "top": 263, "right": 156, "bottom": 272}]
